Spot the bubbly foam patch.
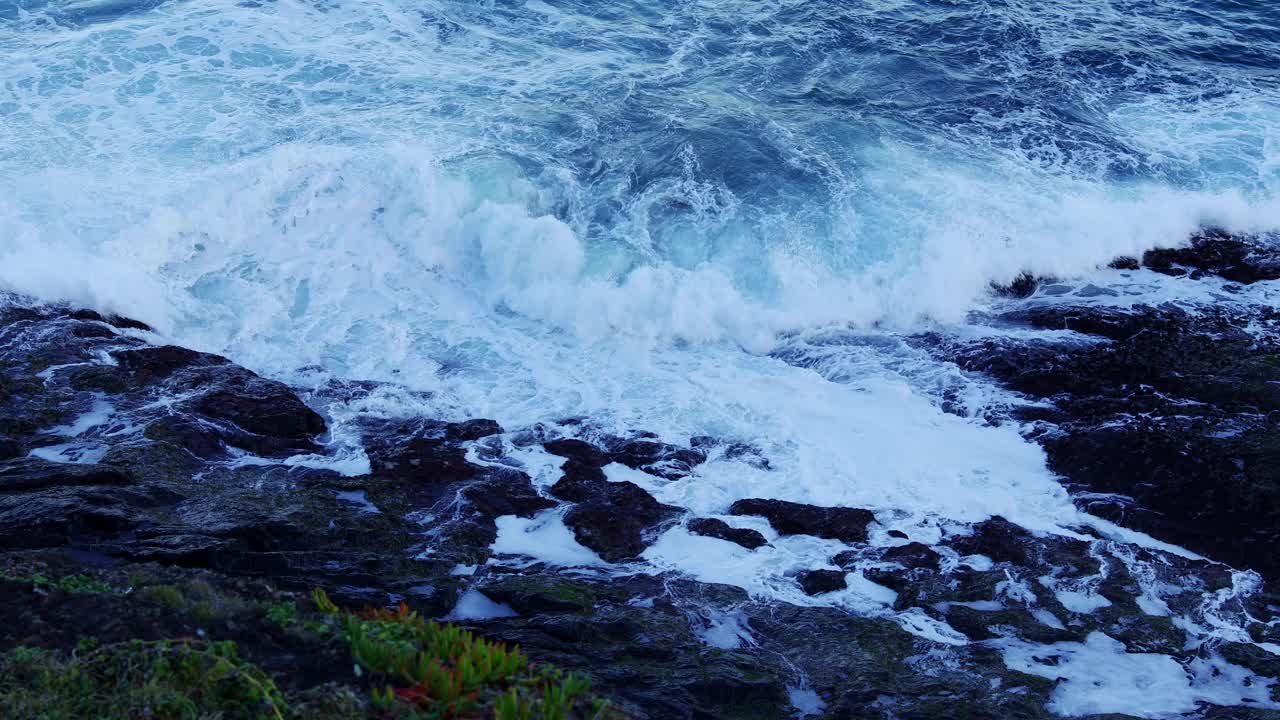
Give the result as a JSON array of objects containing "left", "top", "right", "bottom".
[{"left": 1000, "top": 633, "right": 1279, "bottom": 716}]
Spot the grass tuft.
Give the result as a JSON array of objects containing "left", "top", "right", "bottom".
[
  {"left": 0, "top": 585, "right": 622, "bottom": 720},
  {"left": 0, "top": 639, "right": 286, "bottom": 720},
  {"left": 1, "top": 571, "right": 117, "bottom": 595}
]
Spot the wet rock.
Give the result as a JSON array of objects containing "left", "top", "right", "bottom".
[
  {"left": 728, "top": 498, "right": 875, "bottom": 542},
  {"left": 190, "top": 381, "right": 325, "bottom": 456},
  {"left": 1047, "top": 419, "right": 1280, "bottom": 573},
  {"left": 543, "top": 438, "right": 609, "bottom": 467},
  {"left": 70, "top": 323, "right": 116, "bottom": 340},
  {"left": 459, "top": 468, "right": 557, "bottom": 519},
  {"left": 445, "top": 419, "right": 504, "bottom": 442},
  {"left": 608, "top": 439, "right": 706, "bottom": 480},
  {"left": 361, "top": 418, "right": 485, "bottom": 485},
  {"left": 1218, "top": 642, "right": 1280, "bottom": 696},
  {"left": 479, "top": 575, "right": 599, "bottom": 613},
  {"left": 991, "top": 271, "right": 1043, "bottom": 298},
  {"left": 105, "top": 314, "right": 153, "bottom": 332},
  {"left": 113, "top": 533, "right": 236, "bottom": 565},
  {"left": 112, "top": 345, "right": 227, "bottom": 381},
  {"left": 691, "top": 436, "right": 772, "bottom": 470},
  {"left": 0, "top": 459, "right": 133, "bottom": 492},
  {"left": 881, "top": 542, "right": 940, "bottom": 570},
  {"left": 917, "top": 276, "right": 1280, "bottom": 577},
  {"left": 944, "top": 605, "right": 1080, "bottom": 644},
  {"left": 1103, "top": 612, "right": 1187, "bottom": 655},
  {"left": 142, "top": 416, "right": 228, "bottom": 459},
  {"left": 948, "top": 517, "right": 1033, "bottom": 566},
  {"left": 686, "top": 518, "right": 768, "bottom": 550},
  {"left": 6, "top": 293, "right": 1279, "bottom": 720},
  {"left": 681, "top": 673, "right": 789, "bottom": 718},
  {"left": 550, "top": 465, "right": 680, "bottom": 562},
  {"left": 859, "top": 567, "right": 919, "bottom": 603},
  {"left": 562, "top": 500, "right": 679, "bottom": 564},
  {"left": 66, "top": 365, "right": 129, "bottom": 394},
  {"left": 831, "top": 549, "right": 862, "bottom": 568},
  {"left": 0, "top": 488, "right": 143, "bottom": 548},
  {"left": 797, "top": 569, "right": 847, "bottom": 595},
  {"left": 1142, "top": 230, "right": 1280, "bottom": 284}
]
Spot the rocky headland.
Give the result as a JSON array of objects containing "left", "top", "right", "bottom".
[{"left": 2, "top": 231, "right": 1280, "bottom": 719}]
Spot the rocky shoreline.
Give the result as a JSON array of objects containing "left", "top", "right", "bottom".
[{"left": 2, "top": 232, "right": 1280, "bottom": 719}]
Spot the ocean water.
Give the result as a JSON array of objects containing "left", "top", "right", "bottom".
[{"left": 2, "top": 1, "right": 1280, "bottom": 712}]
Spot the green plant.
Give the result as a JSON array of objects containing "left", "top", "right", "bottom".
[
  {"left": 0, "top": 584, "right": 622, "bottom": 720},
  {"left": 495, "top": 688, "right": 532, "bottom": 720},
  {"left": 267, "top": 601, "right": 299, "bottom": 630},
  {"left": 0, "top": 571, "right": 116, "bottom": 595},
  {"left": 0, "top": 639, "right": 286, "bottom": 720},
  {"left": 141, "top": 584, "right": 185, "bottom": 609},
  {"left": 310, "top": 590, "right": 614, "bottom": 720}
]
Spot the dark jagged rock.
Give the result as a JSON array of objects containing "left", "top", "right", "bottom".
[
  {"left": 0, "top": 459, "right": 133, "bottom": 492},
  {"left": 991, "top": 271, "right": 1044, "bottom": 298},
  {"left": 686, "top": 517, "right": 768, "bottom": 550},
  {"left": 553, "top": 472, "right": 680, "bottom": 562},
  {"left": 859, "top": 567, "right": 922, "bottom": 604},
  {"left": 479, "top": 574, "right": 600, "bottom": 614},
  {"left": 607, "top": 438, "right": 706, "bottom": 480},
  {"left": 797, "top": 569, "right": 847, "bottom": 595},
  {"left": 728, "top": 498, "right": 875, "bottom": 542},
  {"left": 691, "top": 436, "right": 772, "bottom": 470},
  {"left": 192, "top": 383, "right": 325, "bottom": 455},
  {"left": 543, "top": 438, "right": 609, "bottom": 467},
  {"left": 831, "top": 549, "right": 862, "bottom": 568},
  {"left": 111, "top": 344, "right": 327, "bottom": 459},
  {"left": 1141, "top": 230, "right": 1280, "bottom": 283},
  {"left": 112, "top": 345, "right": 227, "bottom": 381},
  {"left": 948, "top": 516, "right": 1033, "bottom": 566},
  {"left": 460, "top": 469, "right": 557, "bottom": 519},
  {"left": 105, "top": 314, "right": 154, "bottom": 332},
  {"left": 881, "top": 542, "right": 940, "bottom": 570},
  {"left": 547, "top": 464, "right": 612, "bottom": 503},
  {"left": 0, "top": 487, "right": 145, "bottom": 549},
  {"left": 916, "top": 238, "right": 1280, "bottom": 577},
  {"left": 142, "top": 416, "right": 228, "bottom": 459},
  {"left": 361, "top": 418, "right": 492, "bottom": 485},
  {"left": 445, "top": 418, "right": 504, "bottom": 442},
  {"left": 944, "top": 605, "right": 1079, "bottom": 644},
  {"left": 4, "top": 290, "right": 1280, "bottom": 719}
]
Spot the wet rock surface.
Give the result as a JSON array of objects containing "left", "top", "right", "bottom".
[
  {"left": 728, "top": 498, "right": 876, "bottom": 542},
  {"left": 5, "top": 239, "right": 1280, "bottom": 720},
  {"left": 919, "top": 232, "right": 1280, "bottom": 578},
  {"left": 796, "top": 569, "right": 847, "bottom": 595},
  {"left": 686, "top": 517, "right": 769, "bottom": 550}
]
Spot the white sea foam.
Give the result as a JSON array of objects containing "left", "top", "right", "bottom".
[
  {"left": 491, "top": 511, "right": 605, "bottom": 568},
  {"left": 40, "top": 399, "right": 114, "bottom": 437},
  {"left": 443, "top": 589, "right": 518, "bottom": 621},
  {"left": 1000, "top": 632, "right": 1279, "bottom": 717},
  {"left": 787, "top": 685, "right": 825, "bottom": 718},
  {"left": 28, "top": 442, "right": 109, "bottom": 465},
  {"left": 694, "top": 609, "right": 756, "bottom": 650}
]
